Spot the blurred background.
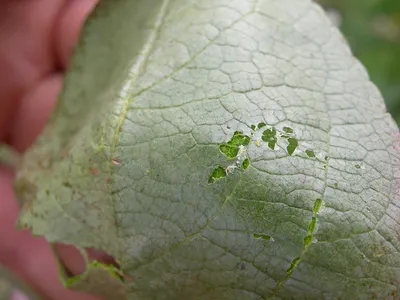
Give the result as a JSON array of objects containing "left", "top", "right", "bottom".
[{"left": 316, "top": 0, "right": 400, "bottom": 125}]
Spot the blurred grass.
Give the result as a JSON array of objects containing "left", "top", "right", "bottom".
[{"left": 316, "top": 0, "right": 400, "bottom": 125}]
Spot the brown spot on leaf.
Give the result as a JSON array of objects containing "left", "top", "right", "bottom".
[
  {"left": 90, "top": 167, "right": 100, "bottom": 176},
  {"left": 112, "top": 158, "right": 121, "bottom": 166},
  {"left": 124, "top": 275, "right": 134, "bottom": 282},
  {"left": 14, "top": 177, "right": 37, "bottom": 209}
]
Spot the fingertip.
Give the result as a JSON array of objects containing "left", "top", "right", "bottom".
[
  {"left": 10, "top": 290, "right": 30, "bottom": 300},
  {"left": 9, "top": 74, "right": 63, "bottom": 152},
  {"left": 55, "top": 0, "right": 99, "bottom": 69}
]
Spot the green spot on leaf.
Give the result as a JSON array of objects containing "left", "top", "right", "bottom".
[
  {"left": 283, "top": 127, "right": 294, "bottom": 133},
  {"left": 313, "top": 198, "right": 323, "bottom": 214},
  {"left": 253, "top": 233, "right": 272, "bottom": 241},
  {"left": 334, "top": 183, "right": 338, "bottom": 189},
  {"left": 308, "top": 217, "right": 317, "bottom": 234},
  {"left": 325, "top": 156, "right": 329, "bottom": 161},
  {"left": 257, "top": 122, "right": 267, "bottom": 129},
  {"left": 286, "top": 257, "right": 301, "bottom": 276},
  {"left": 355, "top": 164, "right": 361, "bottom": 169},
  {"left": 306, "top": 150, "right": 315, "bottom": 158},
  {"left": 251, "top": 125, "right": 256, "bottom": 131},
  {"left": 208, "top": 167, "right": 227, "bottom": 184},
  {"left": 287, "top": 138, "right": 298, "bottom": 155},
  {"left": 304, "top": 235, "right": 313, "bottom": 247},
  {"left": 242, "top": 158, "right": 250, "bottom": 170}
]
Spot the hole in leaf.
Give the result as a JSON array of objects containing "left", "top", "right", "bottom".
[
  {"left": 219, "top": 131, "right": 251, "bottom": 159},
  {"left": 313, "top": 198, "right": 323, "bottom": 214},
  {"left": 253, "top": 233, "right": 273, "bottom": 241},
  {"left": 219, "top": 144, "right": 239, "bottom": 159},
  {"left": 55, "top": 244, "right": 121, "bottom": 278},
  {"left": 286, "top": 257, "right": 301, "bottom": 275},
  {"left": 242, "top": 158, "right": 250, "bottom": 170},
  {"left": 283, "top": 127, "right": 294, "bottom": 133},
  {"left": 308, "top": 217, "right": 317, "bottom": 234},
  {"left": 304, "top": 235, "right": 313, "bottom": 247},
  {"left": 268, "top": 141, "right": 276, "bottom": 150},
  {"left": 262, "top": 128, "right": 277, "bottom": 141},
  {"left": 208, "top": 166, "right": 227, "bottom": 184},
  {"left": 229, "top": 131, "right": 250, "bottom": 147},
  {"left": 305, "top": 150, "right": 315, "bottom": 158},
  {"left": 287, "top": 138, "right": 298, "bottom": 155},
  {"left": 55, "top": 245, "right": 127, "bottom": 299},
  {"left": 262, "top": 128, "right": 277, "bottom": 150}
]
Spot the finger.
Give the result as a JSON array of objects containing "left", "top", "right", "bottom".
[
  {"left": 11, "top": 290, "right": 30, "bottom": 300},
  {"left": 0, "top": 167, "right": 101, "bottom": 300},
  {"left": 55, "top": 0, "right": 99, "bottom": 69},
  {"left": 8, "top": 74, "right": 63, "bottom": 152},
  {"left": 0, "top": 0, "right": 67, "bottom": 142},
  {"left": 6, "top": 0, "right": 99, "bottom": 151}
]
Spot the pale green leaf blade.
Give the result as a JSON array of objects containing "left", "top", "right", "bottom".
[{"left": 16, "top": 0, "right": 400, "bottom": 299}]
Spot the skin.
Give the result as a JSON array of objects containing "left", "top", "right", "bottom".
[{"left": 0, "top": 0, "right": 106, "bottom": 299}]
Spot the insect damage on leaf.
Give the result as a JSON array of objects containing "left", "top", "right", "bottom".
[
  {"left": 287, "top": 138, "right": 298, "bottom": 156},
  {"left": 253, "top": 233, "right": 274, "bottom": 241},
  {"left": 262, "top": 127, "right": 278, "bottom": 150},
  {"left": 14, "top": 0, "right": 400, "bottom": 298},
  {"left": 286, "top": 257, "right": 301, "bottom": 276},
  {"left": 305, "top": 149, "right": 315, "bottom": 158},
  {"left": 282, "top": 126, "right": 294, "bottom": 133},
  {"left": 242, "top": 158, "right": 250, "bottom": 170},
  {"left": 219, "top": 131, "right": 250, "bottom": 159},
  {"left": 274, "top": 197, "right": 324, "bottom": 293},
  {"left": 208, "top": 124, "right": 317, "bottom": 184},
  {"left": 208, "top": 166, "right": 227, "bottom": 184}
]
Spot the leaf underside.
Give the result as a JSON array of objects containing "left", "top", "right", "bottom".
[{"left": 16, "top": 0, "right": 400, "bottom": 299}]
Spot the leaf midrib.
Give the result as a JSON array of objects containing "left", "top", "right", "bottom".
[{"left": 108, "top": 0, "right": 171, "bottom": 257}]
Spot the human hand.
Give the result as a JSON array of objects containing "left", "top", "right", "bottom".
[{"left": 0, "top": 1, "right": 104, "bottom": 299}]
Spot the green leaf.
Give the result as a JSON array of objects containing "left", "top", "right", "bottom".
[{"left": 15, "top": 0, "right": 400, "bottom": 299}]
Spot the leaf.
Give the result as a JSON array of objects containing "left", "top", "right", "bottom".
[{"left": 16, "top": 0, "right": 400, "bottom": 299}]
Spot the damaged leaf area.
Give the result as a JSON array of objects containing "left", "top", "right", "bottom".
[{"left": 15, "top": 0, "right": 400, "bottom": 299}]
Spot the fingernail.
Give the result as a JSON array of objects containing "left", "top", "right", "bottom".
[{"left": 10, "top": 289, "right": 30, "bottom": 300}]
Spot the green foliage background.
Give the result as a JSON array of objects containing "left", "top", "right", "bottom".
[{"left": 317, "top": 0, "right": 400, "bottom": 125}]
